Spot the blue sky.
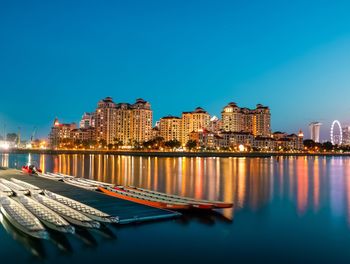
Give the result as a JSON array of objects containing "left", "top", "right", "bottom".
[{"left": 1, "top": 0, "right": 350, "bottom": 140}]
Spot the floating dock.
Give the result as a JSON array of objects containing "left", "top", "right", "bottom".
[{"left": 0, "top": 169, "right": 180, "bottom": 224}]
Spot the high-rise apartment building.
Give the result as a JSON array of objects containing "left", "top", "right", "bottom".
[
  {"left": 221, "top": 102, "right": 271, "bottom": 137},
  {"left": 309, "top": 122, "right": 322, "bottom": 143},
  {"left": 254, "top": 104, "right": 271, "bottom": 137},
  {"left": 181, "top": 107, "right": 210, "bottom": 144},
  {"left": 114, "top": 98, "right": 153, "bottom": 145},
  {"left": 95, "top": 97, "right": 117, "bottom": 145},
  {"left": 159, "top": 115, "right": 181, "bottom": 142}
]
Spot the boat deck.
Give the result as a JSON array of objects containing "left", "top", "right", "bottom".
[{"left": 0, "top": 169, "right": 181, "bottom": 224}]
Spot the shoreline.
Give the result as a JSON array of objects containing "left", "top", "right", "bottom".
[{"left": 0, "top": 149, "right": 349, "bottom": 158}]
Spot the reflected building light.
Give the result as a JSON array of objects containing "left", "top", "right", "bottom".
[
  {"left": 330, "top": 159, "right": 344, "bottom": 218},
  {"left": 296, "top": 158, "right": 308, "bottom": 215},
  {"left": 313, "top": 158, "right": 320, "bottom": 212},
  {"left": 40, "top": 155, "right": 45, "bottom": 173},
  {"left": 237, "top": 158, "right": 246, "bottom": 208}
]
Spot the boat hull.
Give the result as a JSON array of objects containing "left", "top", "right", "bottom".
[{"left": 98, "top": 187, "right": 190, "bottom": 210}]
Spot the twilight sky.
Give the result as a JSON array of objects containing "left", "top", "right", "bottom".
[{"left": 1, "top": 0, "right": 350, "bottom": 140}]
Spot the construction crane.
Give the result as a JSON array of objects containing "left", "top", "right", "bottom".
[{"left": 31, "top": 127, "right": 37, "bottom": 143}]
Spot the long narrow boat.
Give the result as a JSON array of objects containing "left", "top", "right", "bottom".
[
  {"left": 62, "top": 179, "right": 98, "bottom": 191},
  {"left": 0, "top": 179, "right": 29, "bottom": 195},
  {"left": 115, "top": 186, "right": 213, "bottom": 210},
  {"left": 0, "top": 196, "right": 48, "bottom": 239},
  {"left": 0, "top": 183, "right": 13, "bottom": 196},
  {"left": 16, "top": 195, "right": 75, "bottom": 234},
  {"left": 98, "top": 186, "right": 190, "bottom": 210},
  {"left": 11, "top": 178, "right": 43, "bottom": 194},
  {"left": 44, "top": 190, "right": 118, "bottom": 223},
  {"left": 127, "top": 186, "right": 233, "bottom": 209},
  {"left": 31, "top": 193, "right": 100, "bottom": 229},
  {"left": 75, "top": 178, "right": 115, "bottom": 188},
  {"left": 37, "top": 172, "right": 62, "bottom": 181},
  {"left": 53, "top": 173, "right": 74, "bottom": 179}
]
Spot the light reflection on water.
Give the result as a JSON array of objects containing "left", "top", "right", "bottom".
[
  {"left": 2, "top": 153, "right": 350, "bottom": 262},
  {"left": 2, "top": 153, "right": 350, "bottom": 221}
]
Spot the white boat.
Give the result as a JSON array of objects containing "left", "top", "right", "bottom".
[
  {"left": 62, "top": 179, "right": 97, "bottom": 191},
  {"left": 0, "top": 196, "right": 48, "bottom": 239},
  {"left": 0, "top": 179, "right": 29, "bottom": 195},
  {"left": 76, "top": 178, "right": 115, "bottom": 188},
  {"left": 11, "top": 178, "right": 43, "bottom": 194},
  {"left": 55, "top": 173, "right": 75, "bottom": 179},
  {"left": 0, "top": 183, "right": 13, "bottom": 196},
  {"left": 37, "top": 172, "right": 62, "bottom": 181},
  {"left": 16, "top": 195, "right": 75, "bottom": 234},
  {"left": 31, "top": 193, "right": 100, "bottom": 229},
  {"left": 44, "top": 190, "right": 118, "bottom": 223}
]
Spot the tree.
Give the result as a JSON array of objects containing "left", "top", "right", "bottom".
[
  {"left": 6, "top": 133, "right": 17, "bottom": 142},
  {"left": 113, "top": 138, "right": 123, "bottom": 149},
  {"left": 107, "top": 143, "right": 114, "bottom": 150},
  {"left": 99, "top": 139, "right": 107, "bottom": 148},
  {"left": 322, "top": 141, "right": 333, "bottom": 151},
  {"left": 186, "top": 139, "right": 197, "bottom": 150},
  {"left": 164, "top": 140, "right": 181, "bottom": 150}
]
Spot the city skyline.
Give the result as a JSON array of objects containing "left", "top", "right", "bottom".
[{"left": 1, "top": 1, "right": 350, "bottom": 139}]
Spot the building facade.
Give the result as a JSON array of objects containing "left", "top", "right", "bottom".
[
  {"left": 79, "top": 112, "right": 95, "bottom": 128},
  {"left": 49, "top": 118, "right": 76, "bottom": 148},
  {"left": 221, "top": 102, "right": 271, "bottom": 137},
  {"left": 181, "top": 107, "right": 210, "bottom": 145},
  {"left": 159, "top": 115, "right": 181, "bottom": 142},
  {"left": 309, "top": 122, "right": 322, "bottom": 143},
  {"left": 95, "top": 97, "right": 117, "bottom": 145}
]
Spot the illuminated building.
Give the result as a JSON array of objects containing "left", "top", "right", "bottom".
[
  {"left": 95, "top": 97, "right": 117, "bottom": 145},
  {"left": 114, "top": 98, "right": 153, "bottom": 145},
  {"left": 79, "top": 112, "right": 95, "bottom": 128},
  {"left": 218, "top": 131, "right": 254, "bottom": 149},
  {"left": 254, "top": 104, "right": 271, "bottom": 137},
  {"left": 159, "top": 115, "right": 181, "bottom": 142},
  {"left": 342, "top": 126, "right": 350, "bottom": 146},
  {"left": 208, "top": 116, "right": 222, "bottom": 134},
  {"left": 49, "top": 118, "right": 77, "bottom": 148},
  {"left": 309, "top": 122, "right": 322, "bottom": 143},
  {"left": 181, "top": 107, "right": 210, "bottom": 145},
  {"left": 272, "top": 130, "right": 304, "bottom": 150},
  {"left": 70, "top": 128, "right": 95, "bottom": 143},
  {"left": 221, "top": 102, "right": 271, "bottom": 137}
]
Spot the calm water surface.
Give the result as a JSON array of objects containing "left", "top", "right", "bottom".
[{"left": 1, "top": 153, "right": 350, "bottom": 263}]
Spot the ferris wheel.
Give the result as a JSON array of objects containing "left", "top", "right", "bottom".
[{"left": 330, "top": 120, "right": 342, "bottom": 145}]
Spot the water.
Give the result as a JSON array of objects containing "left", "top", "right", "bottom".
[{"left": 1, "top": 153, "right": 350, "bottom": 263}]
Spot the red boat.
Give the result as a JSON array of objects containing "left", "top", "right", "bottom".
[
  {"left": 22, "top": 165, "right": 42, "bottom": 175},
  {"left": 115, "top": 186, "right": 214, "bottom": 210},
  {"left": 98, "top": 186, "right": 190, "bottom": 210}
]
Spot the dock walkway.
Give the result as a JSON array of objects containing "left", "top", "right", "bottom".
[{"left": 0, "top": 169, "right": 180, "bottom": 224}]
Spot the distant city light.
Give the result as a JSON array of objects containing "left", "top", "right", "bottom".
[{"left": 0, "top": 141, "right": 10, "bottom": 150}]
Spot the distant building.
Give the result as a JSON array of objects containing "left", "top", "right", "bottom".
[
  {"left": 208, "top": 116, "right": 222, "bottom": 134},
  {"left": 342, "top": 126, "right": 350, "bottom": 146},
  {"left": 221, "top": 102, "right": 271, "bottom": 137},
  {"left": 70, "top": 128, "right": 95, "bottom": 143},
  {"left": 159, "top": 115, "right": 181, "bottom": 142},
  {"left": 49, "top": 118, "right": 76, "bottom": 148},
  {"left": 79, "top": 112, "right": 95, "bottom": 128},
  {"left": 309, "top": 122, "right": 322, "bottom": 143},
  {"left": 272, "top": 130, "right": 304, "bottom": 150},
  {"left": 181, "top": 107, "right": 210, "bottom": 145},
  {"left": 95, "top": 97, "right": 117, "bottom": 145},
  {"left": 114, "top": 98, "right": 153, "bottom": 145}
]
